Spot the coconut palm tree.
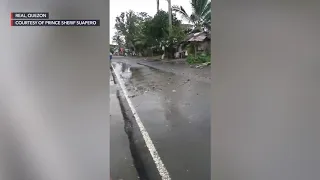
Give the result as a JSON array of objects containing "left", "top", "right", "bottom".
[{"left": 172, "top": 0, "right": 211, "bottom": 32}]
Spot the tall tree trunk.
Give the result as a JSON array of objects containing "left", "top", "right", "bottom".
[
  {"left": 168, "top": 0, "right": 172, "bottom": 35},
  {"left": 156, "top": 0, "right": 159, "bottom": 12}
]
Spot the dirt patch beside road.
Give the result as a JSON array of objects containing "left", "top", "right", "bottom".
[{"left": 136, "top": 59, "right": 211, "bottom": 83}]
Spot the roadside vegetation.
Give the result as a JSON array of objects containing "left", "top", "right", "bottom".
[
  {"left": 112, "top": 0, "right": 211, "bottom": 65},
  {"left": 187, "top": 53, "right": 210, "bottom": 64}
]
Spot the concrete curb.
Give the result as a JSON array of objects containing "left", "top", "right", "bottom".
[{"left": 137, "top": 62, "right": 167, "bottom": 71}]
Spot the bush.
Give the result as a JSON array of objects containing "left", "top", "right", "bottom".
[{"left": 186, "top": 53, "right": 210, "bottom": 64}]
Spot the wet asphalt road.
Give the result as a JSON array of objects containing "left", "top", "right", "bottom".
[{"left": 110, "top": 56, "right": 210, "bottom": 180}]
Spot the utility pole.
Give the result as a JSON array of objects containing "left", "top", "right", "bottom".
[{"left": 161, "top": 0, "right": 172, "bottom": 60}]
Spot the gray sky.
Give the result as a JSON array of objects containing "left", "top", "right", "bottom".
[{"left": 110, "top": 0, "right": 192, "bottom": 44}]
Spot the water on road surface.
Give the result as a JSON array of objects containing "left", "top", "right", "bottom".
[{"left": 110, "top": 57, "right": 210, "bottom": 180}]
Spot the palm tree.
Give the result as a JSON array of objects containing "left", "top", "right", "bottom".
[{"left": 172, "top": 0, "right": 211, "bottom": 32}]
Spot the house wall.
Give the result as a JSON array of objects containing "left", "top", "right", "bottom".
[{"left": 197, "top": 40, "right": 211, "bottom": 52}]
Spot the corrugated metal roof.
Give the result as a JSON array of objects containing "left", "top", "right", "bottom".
[
  {"left": 178, "top": 31, "right": 210, "bottom": 45},
  {"left": 188, "top": 32, "right": 210, "bottom": 42},
  {"left": 188, "top": 34, "right": 207, "bottom": 42},
  {"left": 184, "top": 33, "right": 194, "bottom": 41}
]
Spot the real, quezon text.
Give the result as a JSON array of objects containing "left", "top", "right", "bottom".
[{"left": 12, "top": 13, "right": 48, "bottom": 19}]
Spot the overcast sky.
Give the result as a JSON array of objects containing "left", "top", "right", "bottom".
[{"left": 110, "top": 0, "right": 192, "bottom": 43}]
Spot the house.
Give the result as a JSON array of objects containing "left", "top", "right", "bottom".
[
  {"left": 187, "top": 31, "right": 211, "bottom": 53},
  {"left": 174, "top": 31, "right": 211, "bottom": 58}
]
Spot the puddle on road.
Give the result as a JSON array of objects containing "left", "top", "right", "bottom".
[
  {"left": 113, "top": 62, "right": 158, "bottom": 97},
  {"left": 113, "top": 62, "right": 132, "bottom": 81},
  {"left": 112, "top": 61, "right": 209, "bottom": 126},
  {"left": 112, "top": 62, "right": 177, "bottom": 96}
]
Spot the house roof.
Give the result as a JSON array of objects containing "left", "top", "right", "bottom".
[
  {"left": 176, "top": 31, "right": 211, "bottom": 47},
  {"left": 188, "top": 31, "right": 210, "bottom": 42},
  {"left": 178, "top": 33, "right": 195, "bottom": 45}
]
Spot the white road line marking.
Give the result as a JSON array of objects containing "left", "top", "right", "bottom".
[{"left": 111, "top": 64, "right": 171, "bottom": 180}]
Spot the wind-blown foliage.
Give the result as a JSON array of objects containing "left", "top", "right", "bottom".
[
  {"left": 172, "top": 0, "right": 211, "bottom": 32},
  {"left": 112, "top": 32, "right": 124, "bottom": 47},
  {"left": 114, "top": 11, "right": 150, "bottom": 52},
  {"left": 113, "top": 10, "right": 186, "bottom": 57}
]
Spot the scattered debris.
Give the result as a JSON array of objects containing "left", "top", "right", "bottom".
[
  {"left": 195, "top": 62, "right": 210, "bottom": 68},
  {"left": 172, "top": 90, "right": 176, "bottom": 92},
  {"left": 190, "top": 62, "right": 211, "bottom": 69}
]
